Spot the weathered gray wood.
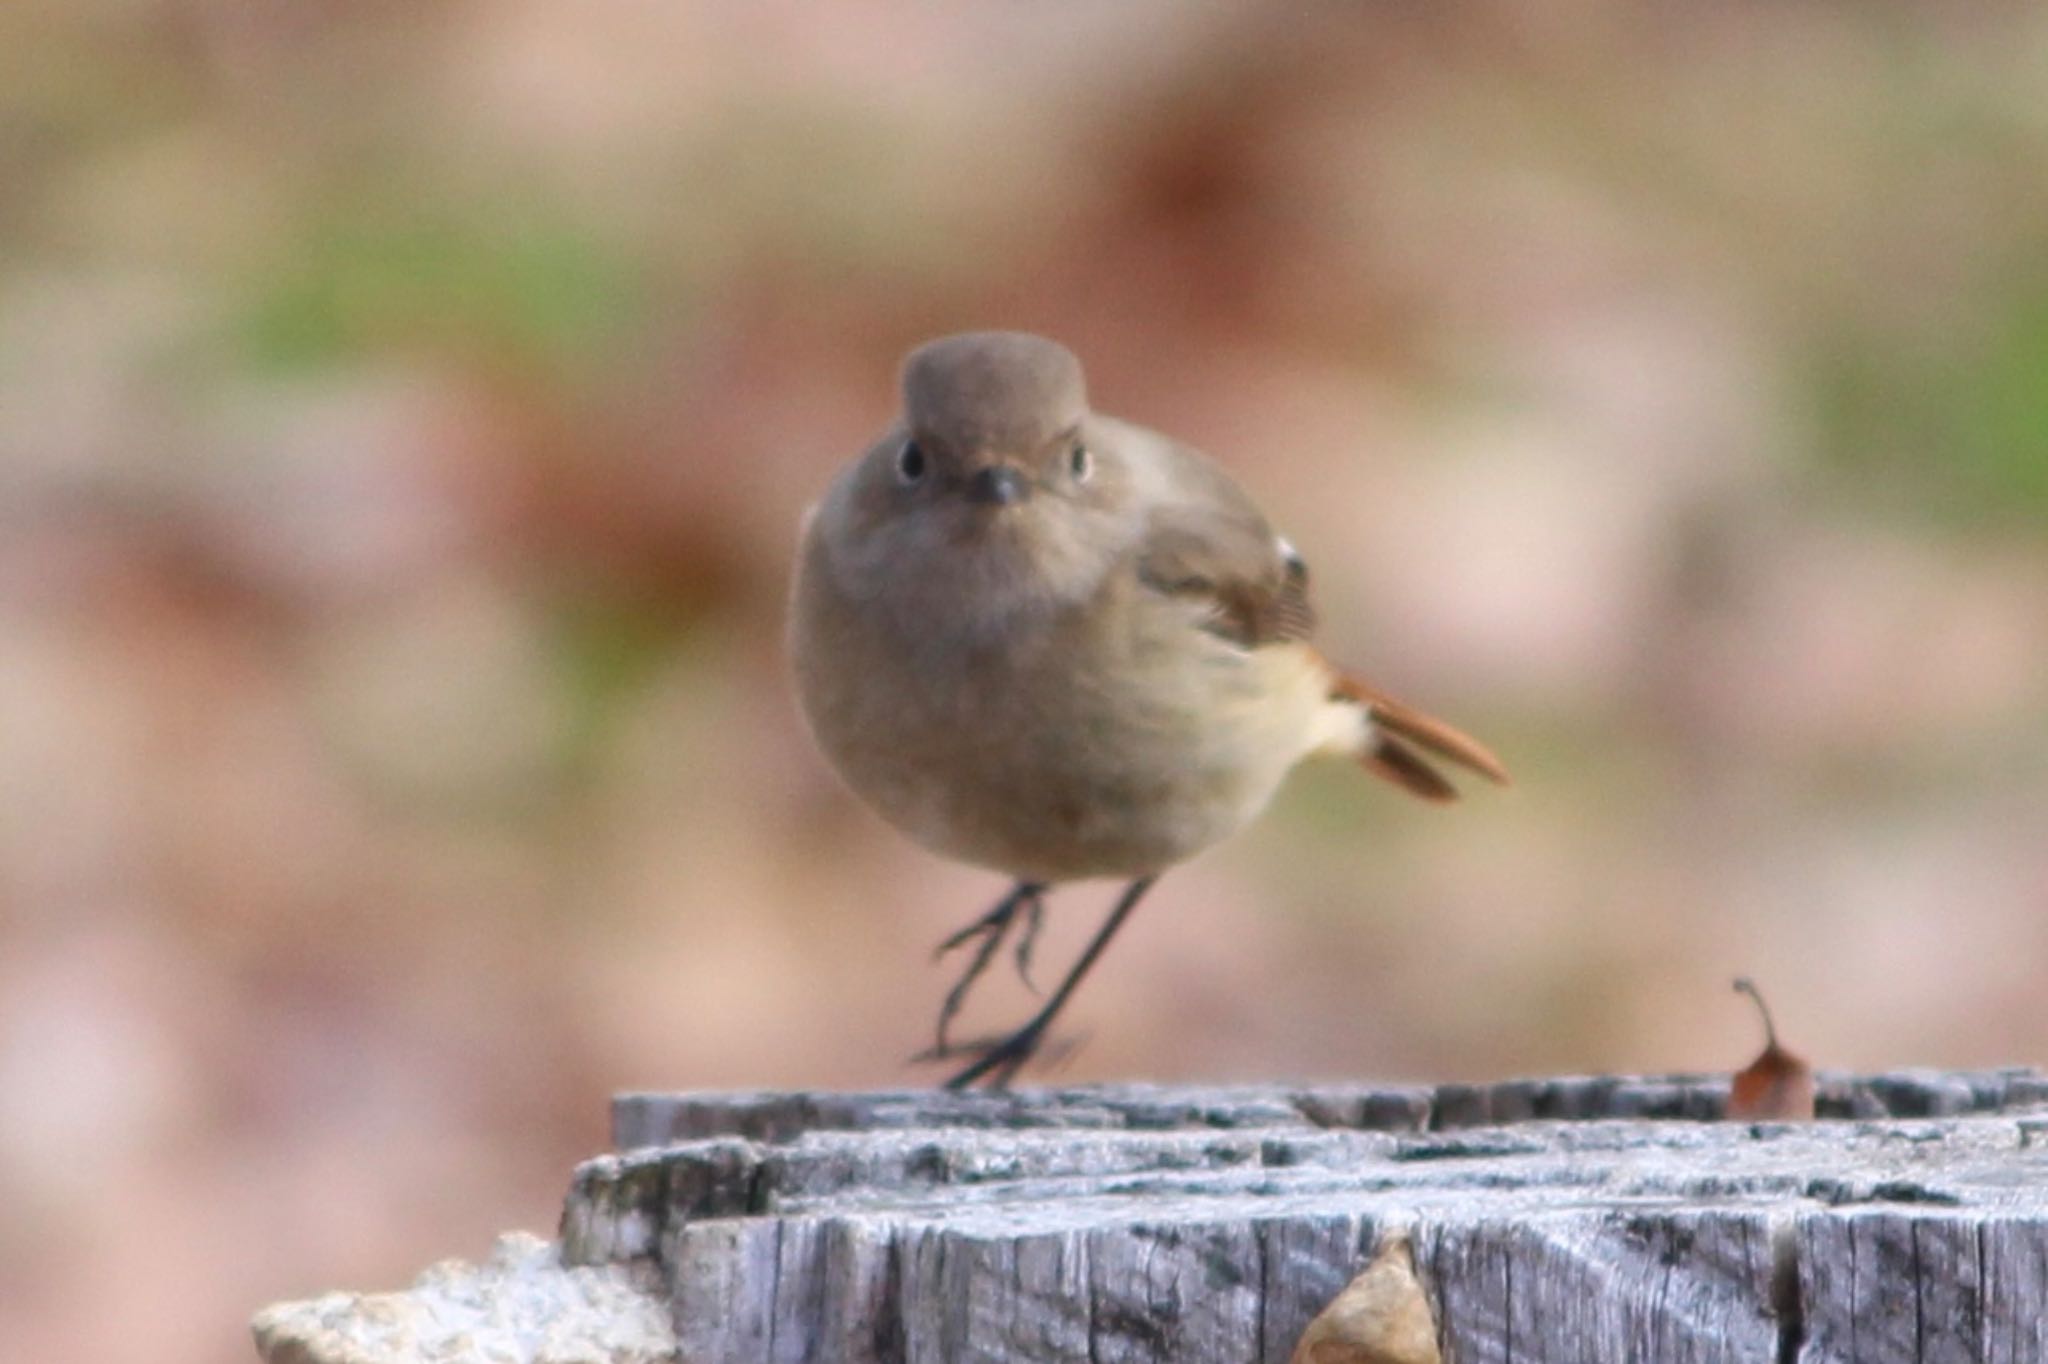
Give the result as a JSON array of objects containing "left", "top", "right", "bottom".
[{"left": 556, "top": 1071, "right": 2048, "bottom": 1364}]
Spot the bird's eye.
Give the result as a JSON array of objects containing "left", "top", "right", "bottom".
[
  {"left": 1069, "top": 441, "right": 1092, "bottom": 482},
  {"left": 896, "top": 440, "right": 926, "bottom": 484}
]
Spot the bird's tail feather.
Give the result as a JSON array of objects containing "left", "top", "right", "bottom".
[{"left": 1329, "top": 673, "right": 1510, "bottom": 803}]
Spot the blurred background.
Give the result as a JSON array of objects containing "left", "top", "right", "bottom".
[{"left": 5, "top": 1, "right": 2048, "bottom": 1359}]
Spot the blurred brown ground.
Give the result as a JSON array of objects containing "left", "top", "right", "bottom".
[{"left": 4, "top": 3, "right": 2048, "bottom": 1361}]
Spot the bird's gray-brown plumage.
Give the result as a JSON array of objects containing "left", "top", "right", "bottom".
[{"left": 788, "top": 331, "right": 1505, "bottom": 1087}]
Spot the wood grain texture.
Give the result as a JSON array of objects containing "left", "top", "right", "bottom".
[{"left": 558, "top": 1072, "right": 2048, "bottom": 1364}]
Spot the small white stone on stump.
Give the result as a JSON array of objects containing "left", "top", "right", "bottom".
[{"left": 250, "top": 1232, "right": 674, "bottom": 1364}]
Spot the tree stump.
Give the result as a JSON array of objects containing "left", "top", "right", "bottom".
[{"left": 254, "top": 1069, "right": 2048, "bottom": 1364}]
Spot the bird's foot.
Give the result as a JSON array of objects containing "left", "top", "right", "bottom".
[
  {"left": 929, "top": 882, "right": 1047, "bottom": 1054},
  {"left": 918, "top": 1017, "right": 1066, "bottom": 1092}
]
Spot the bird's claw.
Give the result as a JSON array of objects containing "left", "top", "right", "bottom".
[{"left": 930, "top": 883, "right": 1046, "bottom": 1054}]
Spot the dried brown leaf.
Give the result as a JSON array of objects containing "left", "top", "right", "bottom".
[
  {"left": 1726, "top": 977, "right": 1816, "bottom": 1121},
  {"left": 1291, "top": 1231, "right": 1441, "bottom": 1364}
]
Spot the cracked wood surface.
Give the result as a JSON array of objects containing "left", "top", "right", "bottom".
[{"left": 561, "top": 1071, "right": 2048, "bottom": 1364}]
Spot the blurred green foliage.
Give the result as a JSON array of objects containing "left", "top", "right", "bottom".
[
  {"left": 1809, "top": 276, "right": 2048, "bottom": 531},
  {"left": 236, "top": 196, "right": 644, "bottom": 378},
  {"left": 549, "top": 595, "right": 697, "bottom": 779}
]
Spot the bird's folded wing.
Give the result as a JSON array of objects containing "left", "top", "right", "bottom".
[{"left": 1132, "top": 440, "right": 1315, "bottom": 648}]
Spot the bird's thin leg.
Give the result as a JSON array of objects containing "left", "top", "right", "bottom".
[
  {"left": 941, "top": 874, "right": 1160, "bottom": 1092},
  {"left": 929, "top": 881, "right": 1047, "bottom": 1055},
  {"left": 1010, "top": 892, "right": 1048, "bottom": 992}
]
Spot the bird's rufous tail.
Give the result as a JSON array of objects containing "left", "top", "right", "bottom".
[{"left": 1329, "top": 673, "right": 1509, "bottom": 804}]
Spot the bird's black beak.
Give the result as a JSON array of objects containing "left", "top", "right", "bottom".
[{"left": 964, "top": 464, "right": 1030, "bottom": 506}]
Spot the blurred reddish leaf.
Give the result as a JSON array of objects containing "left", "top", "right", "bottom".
[{"left": 1727, "top": 977, "right": 1815, "bottom": 1122}]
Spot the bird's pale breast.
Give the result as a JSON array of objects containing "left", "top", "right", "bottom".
[{"left": 790, "top": 524, "right": 1359, "bottom": 882}]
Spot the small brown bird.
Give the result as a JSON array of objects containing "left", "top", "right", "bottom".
[{"left": 789, "top": 331, "right": 1506, "bottom": 1089}]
